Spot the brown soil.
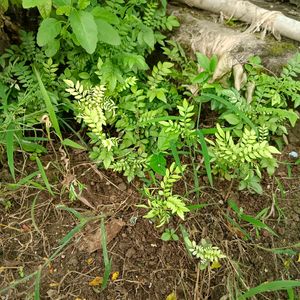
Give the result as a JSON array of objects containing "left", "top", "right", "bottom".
[{"left": 1, "top": 131, "right": 300, "bottom": 300}]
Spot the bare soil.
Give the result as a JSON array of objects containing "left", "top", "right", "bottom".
[{"left": 1, "top": 128, "right": 300, "bottom": 300}]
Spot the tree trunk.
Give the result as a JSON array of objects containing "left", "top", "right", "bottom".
[{"left": 175, "top": 0, "right": 300, "bottom": 42}]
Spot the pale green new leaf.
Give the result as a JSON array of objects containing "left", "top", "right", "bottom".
[
  {"left": 22, "top": 0, "right": 40, "bottom": 8},
  {"left": 0, "top": 0, "right": 8, "bottom": 11},
  {"left": 37, "top": 0, "right": 52, "bottom": 18}
]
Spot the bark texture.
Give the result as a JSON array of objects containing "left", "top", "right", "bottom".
[{"left": 175, "top": 0, "right": 300, "bottom": 42}]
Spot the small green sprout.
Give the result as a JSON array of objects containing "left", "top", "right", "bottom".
[{"left": 161, "top": 228, "right": 179, "bottom": 241}]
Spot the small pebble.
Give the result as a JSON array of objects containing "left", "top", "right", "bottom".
[
  {"left": 262, "top": 230, "right": 270, "bottom": 238},
  {"left": 289, "top": 151, "right": 299, "bottom": 159},
  {"left": 292, "top": 213, "right": 300, "bottom": 222},
  {"left": 125, "top": 248, "right": 136, "bottom": 258},
  {"left": 118, "top": 182, "right": 127, "bottom": 191}
]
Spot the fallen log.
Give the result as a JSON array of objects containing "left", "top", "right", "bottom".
[{"left": 175, "top": 0, "right": 300, "bottom": 42}]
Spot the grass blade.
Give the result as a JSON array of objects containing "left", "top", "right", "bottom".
[
  {"left": 239, "top": 280, "right": 300, "bottom": 299},
  {"left": 31, "top": 195, "right": 41, "bottom": 235},
  {"left": 223, "top": 214, "right": 250, "bottom": 240},
  {"left": 195, "top": 129, "right": 213, "bottom": 186},
  {"left": 34, "top": 268, "right": 42, "bottom": 300},
  {"left": 0, "top": 272, "right": 37, "bottom": 295},
  {"left": 199, "top": 93, "right": 257, "bottom": 133},
  {"left": 62, "top": 138, "right": 86, "bottom": 150},
  {"left": 101, "top": 218, "right": 112, "bottom": 291},
  {"left": 56, "top": 205, "right": 85, "bottom": 222},
  {"left": 35, "top": 156, "right": 54, "bottom": 196},
  {"left": 0, "top": 208, "right": 99, "bottom": 295},
  {"left": 241, "top": 214, "right": 278, "bottom": 237},
  {"left": 7, "top": 171, "right": 40, "bottom": 190},
  {"left": 169, "top": 140, "right": 182, "bottom": 171},
  {"left": 33, "top": 66, "right": 62, "bottom": 140},
  {"left": 6, "top": 123, "right": 15, "bottom": 181},
  {"left": 58, "top": 222, "right": 86, "bottom": 246},
  {"left": 187, "top": 203, "right": 210, "bottom": 211},
  {"left": 228, "top": 200, "right": 278, "bottom": 237},
  {"left": 287, "top": 288, "right": 295, "bottom": 300},
  {"left": 191, "top": 160, "right": 200, "bottom": 197}
]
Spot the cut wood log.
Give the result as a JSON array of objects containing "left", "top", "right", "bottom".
[{"left": 175, "top": 0, "right": 300, "bottom": 42}]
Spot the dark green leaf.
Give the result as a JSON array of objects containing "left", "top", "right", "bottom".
[
  {"left": 53, "top": 0, "right": 71, "bottom": 5},
  {"left": 69, "top": 10, "right": 98, "bottom": 54},
  {"left": 149, "top": 153, "right": 166, "bottom": 176},
  {"left": 161, "top": 232, "right": 171, "bottom": 241},
  {"left": 45, "top": 39, "right": 60, "bottom": 57},
  {"left": 92, "top": 7, "right": 119, "bottom": 25},
  {"left": 209, "top": 54, "right": 218, "bottom": 72},
  {"left": 95, "top": 18, "right": 120, "bottom": 46},
  {"left": 37, "top": 18, "right": 61, "bottom": 46},
  {"left": 221, "top": 113, "right": 240, "bottom": 125},
  {"left": 196, "top": 53, "right": 210, "bottom": 70},
  {"left": 141, "top": 26, "right": 155, "bottom": 48}
]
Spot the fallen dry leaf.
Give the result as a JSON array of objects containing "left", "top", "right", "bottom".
[
  {"left": 89, "top": 276, "right": 103, "bottom": 286},
  {"left": 211, "top": 261, "right": 221, "bottom": 269},
  {"left": 49, "top": 282, "right": 59, "bottom": 287},
  {"left": 77, "top": 194, "right": 95, "bottom": 210},
  {"left": 166, "top": 291, "right": 177, "bottom": 300},
  {"left": 86, "top": 257, "right": 94, "bottom": 265},
  {"left": 111, "top": 271, "right": 119, "bottom": 281},
  {"left": 79, "top": 218, "right": 125, "bottom": 253}
]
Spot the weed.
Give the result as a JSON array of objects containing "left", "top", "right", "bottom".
[
  {"left": 207, "top": 124, "right": 280, "bottom": 193},
  {"left": 161, "top": 228, "right": 179, "bottom": 241},
  {"left": 138, "top": 162, "right": 189, "bottom": 227},
  {"left": 180, "top": 225, "right": 225, "bottom": 270},
  {"left": 228, "top": 199, "right": 278, "bottom": 238},
  {"left": 0, "top": 205, "right": 103, "bottom": 296}
]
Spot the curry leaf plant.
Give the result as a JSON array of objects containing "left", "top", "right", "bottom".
[
  {"left": 0, "top": 0, "right": 182, "bottom": 181},
  {"left": 138, "top": 162, "right": 189, "bottom": 227},
  {"left": 64, "top": 76, "right": 195, "bottom": 181},
  {"left": 194, "top": 53, "right": 299, "bottom": 140},
  {"left": 207, "top": 124, "right": 280, "bottom": 194}
]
